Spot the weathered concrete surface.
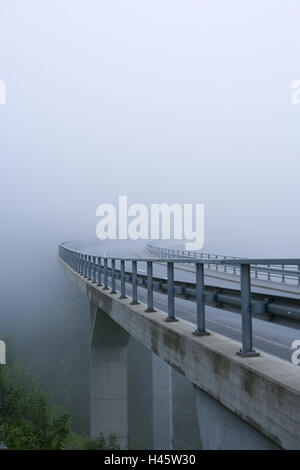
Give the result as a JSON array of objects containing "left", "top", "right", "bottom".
[
  {"left": 128, "top": 337, "right": 154, "bottom": 449},
  {"left": 60, "top": 257, "right": 300, "bottom": 450},
  {"left": 90, "top": 307, "right": 129, "bottom": 449},
  {"left": 194, "top": 385, "right": 279, "bottom": 449},
  {"left": 172, "top": 370, "right": 201, "bottom": 450},
  {"left": 152, "top": 354, "right": 172, "bottom": 450}
]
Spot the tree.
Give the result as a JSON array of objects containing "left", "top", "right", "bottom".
[
  {"left": 0, "top": 338, "right": 70, "bottom": 450},
  {"left": 0, "top": 337, "right": 120, "bottom": 450}
]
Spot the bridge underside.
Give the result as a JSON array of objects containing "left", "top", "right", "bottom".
[{"left": 91, "top": 306, "right": 280, "bottom": 450}]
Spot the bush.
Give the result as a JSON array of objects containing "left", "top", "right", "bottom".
[{"left": 64, "top": 432, "right": 120, "bottom": 450}]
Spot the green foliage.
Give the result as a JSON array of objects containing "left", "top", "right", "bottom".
[
  {"left": 86, "top": 433, "right": 120, "bottom": 450},
  {"left": 64, "top": 432, "right": 120, "bottom": 450},
  {"left": 0, "top": 338, "right": 120, "bottom": 450},
  {"left": 0, "top": 338, "right": 70, "bottom": 450}
]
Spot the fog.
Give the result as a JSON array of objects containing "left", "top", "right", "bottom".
[{"left": 0, "top": 0, "right": 300, "bottom": 433}]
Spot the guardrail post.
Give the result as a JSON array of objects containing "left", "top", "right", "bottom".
[
  {"left": 119, "top": 260, "right": 127, "bottom": 299},
  {"left": 92, "top": 256, "right": 96, "bottom": 283},
  {"left": 165, "top": 262, "right": 178, "bottom": 322},
  {"left": 233, "top": 258, "right": 236, "bottom": 275},
  {"left": 85, "top": 255, "right": 88, "bottom": 278},
  {"left": 90, "top": 256, "right": 93, "bottom": 280},
  {"left": 88, "top": 255, "right": 91, "bottom": 279},
  {"left": 237, "top": 264, "right": 259, "bottom": 357},
  {"left": 298, "top": 265, "right": 300, "bottom": 286},
  {"left": 103, "top": 258, "right": 108, "bottom": 290},
  {"left": 130, "top": 260, "right": 139, "bottom": 305},
  {"left": 87, "top": 256, "right": 92, "bottom": 280},
  {"left": 89, "top": 255, "right": 92, "bottom": 279},
  {"left": 97, "top": 257, "right": 102, "bottom": 286},
  {"left": 74, "top": 253, "right": 77, "bottom": 271},
  {"left": 145, "top": 261, "right": 156, "bottom": 312},
  {"left": 193, "top": 263, "right": 210, "bottom": 336},
  {"left": 110, "top": 259, "right": 117, "bottom": 294}
]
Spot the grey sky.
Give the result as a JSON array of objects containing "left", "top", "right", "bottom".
[{"left": 1, "top": 0, "right": 300, "bottom": 257}]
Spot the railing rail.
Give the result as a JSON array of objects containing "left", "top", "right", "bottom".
[
  {"left": 58, "top": 243, "right": 300, "bottom": 358},
  {"left": 147, "top": 243, "right": 300, "bottom": 285}
]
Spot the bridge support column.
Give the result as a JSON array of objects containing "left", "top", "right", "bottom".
[
  {"left": 152, "top": 354, "right": 173, "bottom": 450},
  {"left": 128, "top": 341, "right": 173, "bottom": 450},
  {"left": 128, "top": 338, "right": 154, "bottom": 450},
  {"left": 90, "top": 304, "right": 129, "bottom": 449},
  {"left": 171, "top": 370, "right": 201, "bottom": 450}
]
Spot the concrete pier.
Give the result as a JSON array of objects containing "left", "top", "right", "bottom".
[
  {"left": 172, "top": 370, "right": 201, "bottom": 450},
  {"left": 128, "top": 337, "right": 154, "bottom": 450},
  {"left": 152, "top": 354, "right": 172, "bottom": 450},
  {"left": 90, "top": 307, "right": 129, "bottom": 449}
]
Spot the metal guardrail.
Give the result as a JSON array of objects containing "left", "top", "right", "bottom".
[
  {"left": 147, "top": 243, "right": 300, "bottom": 285},
  {"left": 59, "top": 243, "right": 300, "bottom": 358}
]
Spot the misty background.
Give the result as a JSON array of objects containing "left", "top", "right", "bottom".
[{"left": 0, "top": 0, "right": 300, "bottom": 432}]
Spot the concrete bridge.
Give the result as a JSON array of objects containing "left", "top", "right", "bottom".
[{"left": 58, "top": 242, "right": 300, "bottom": 450}]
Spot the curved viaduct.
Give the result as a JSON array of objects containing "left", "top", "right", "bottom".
[{"left": 58, "top": 241, "right": 300, "bottom": 450}]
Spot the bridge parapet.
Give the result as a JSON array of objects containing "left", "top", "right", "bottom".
[{"left": 59, "top": 243, "right": 300, "bottom": 357}]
